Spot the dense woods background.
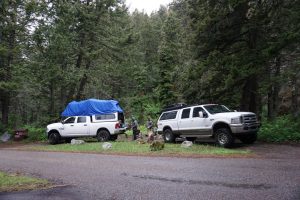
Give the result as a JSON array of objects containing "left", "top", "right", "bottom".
[{"left": 0, "top": 0, "right": 299, "bottom": 133}]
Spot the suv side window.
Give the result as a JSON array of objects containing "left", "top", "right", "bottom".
[
  {"left": 77, "top": 116, "right": 86, "bottom": 123},
  {"left": 193, "top": 107, "right": 205, "bottom": 117},
  {"left": 160, "top": 111, "right": 178, "bottom": 120},
  {"left": 181, "top": 108, "right": 191, "bottom": 119}
]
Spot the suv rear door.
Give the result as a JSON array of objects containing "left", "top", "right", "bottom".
[{"left": 178, "top": 108, "right": 192, "bottom": 133}]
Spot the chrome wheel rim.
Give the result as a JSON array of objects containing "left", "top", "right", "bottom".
[
  {"left": 164, "top": 131, "right": 172, "bottom": 141},
  {"left": 217, "top": 132, "right": 228, "bottom": 145}
]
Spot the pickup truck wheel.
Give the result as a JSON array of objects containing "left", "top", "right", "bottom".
[
  {"left": 49, "top": 132, "right": 60, "bottom": 145},
  {"left": 110, "top": 135, "right": 118, "bottom": 141},
  {"left": 239, "top": 133, "right": 257, "bottom": 144},
  {"left": 97, "top": 130, "right": 110, "bottom": 142},
  {"left": 163, "top": 129, "right": 176, "bottom": 143},
  {"left": 215, "top": 128, "right": 234, "bottom": 148}
]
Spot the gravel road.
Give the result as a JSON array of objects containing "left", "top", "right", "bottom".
[{"left": 0, "top": 143, "right": 299, "bottom": 200}]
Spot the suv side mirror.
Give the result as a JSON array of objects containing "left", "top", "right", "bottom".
[{"left": 198, "top": 111, "right": 204, "bottom": 118}]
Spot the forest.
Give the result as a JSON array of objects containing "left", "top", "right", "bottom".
[{"left": 0, "top": 0, "right": 300, "bottom": 141}]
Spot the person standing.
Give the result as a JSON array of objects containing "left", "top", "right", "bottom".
[
  {"left": 146, "top": 117, "right": 154, "bottom": 142},
  {"left": 131, "top": 117, "right": 139, "bottom": 140}
]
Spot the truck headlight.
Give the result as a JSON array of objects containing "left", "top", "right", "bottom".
[{"left": 231, "top": 116, "right": 243, "bottom": 124}]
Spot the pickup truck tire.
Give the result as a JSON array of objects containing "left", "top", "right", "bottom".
[
  {"left": 239, "top": 133, "right": 257, "bottom": 144},
  {"left": 110, "top": 135, "right": 118, "bottom": 141},
  {"left": 215, "top": 128, "right": 234, "bottom": 148},
  {"left": 97, "top": 130, "right": 110, "bottom": 142},
  {"left": 163, "top": 129, "right": 176, "bottom": 143},
  {"left": 49, "top": 132, "right": 60, "bottom": 145}
]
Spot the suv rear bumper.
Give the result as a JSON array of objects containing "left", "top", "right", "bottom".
[{"left": 230, "top": 123, "right": 260, "bottom": 134}]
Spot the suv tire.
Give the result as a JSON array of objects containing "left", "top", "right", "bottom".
[
  {"left": 215, "top": 128, "right": 234, "bottom": 148},
  {"left": 163, "top": 129, "right": 176, "bottom": 143}
]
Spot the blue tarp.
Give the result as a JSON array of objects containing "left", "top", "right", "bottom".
[{"left": 61, "top": 99, "right": 123, "bottom": 116}]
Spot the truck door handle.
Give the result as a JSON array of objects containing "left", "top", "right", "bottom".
[
  {"left": 84, "top": 124, "right": 87, "bottom": 126},
  {"left": 70, "top": 125, "right": 74, "bottom": 126}
]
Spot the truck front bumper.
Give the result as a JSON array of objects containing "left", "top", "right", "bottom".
[{"left": 230, "top": 123, "right": 260, "bottom": 134}]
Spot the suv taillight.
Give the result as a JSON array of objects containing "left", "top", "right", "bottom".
[{"left": 115, "top": 123, "right": 120, "bottom": 129}]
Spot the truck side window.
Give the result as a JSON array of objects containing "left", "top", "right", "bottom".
[
  {"left": 77, "top": 117, "right": 86, "bottom": 123},
  {"left": 181, "top": 108, "right": 191, "bottom": 119},
  {"left": 64, "top": 117, "right": 75, "bottom": 124},
  {"left": 95, "top": 114, "right": 115, "bottom": 120},
  {"left": 193, "top": 107, "right": 204, "bottom": 117}
]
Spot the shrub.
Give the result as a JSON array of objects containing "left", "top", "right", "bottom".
[
  {"left": 22, "top": 125, "right": 47, "bottom": 142},
  {"left": 258, "top": 115, "right": 300, "bottom": 142}
]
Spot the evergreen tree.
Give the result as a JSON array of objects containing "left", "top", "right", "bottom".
[{"left": 157, "top": 11, "right": 182, "bottom": 107}]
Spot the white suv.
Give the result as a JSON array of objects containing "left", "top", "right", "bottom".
[{"left": 157, "top": 104, "right": 260, "bottom": 147}]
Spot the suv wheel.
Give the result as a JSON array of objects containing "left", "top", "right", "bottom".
[
  {"left": 163, "top": 129, "right": 176, "bottom": 143},
  {"left": 215, "top": 128, "right": 234, "bottom": 148},
  {"left": 97, "top": 130, "right": 110, "bottom": 142},
  {"left": 239, "top": 133, "right": 257, "bottom": 144}
]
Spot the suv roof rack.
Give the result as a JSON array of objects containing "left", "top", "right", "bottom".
[{"left": 161, "top": 103, "right": 188, "bottom": 112}]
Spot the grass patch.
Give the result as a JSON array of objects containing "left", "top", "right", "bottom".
[
  {"left": 0, "top": 171, "right": 50, "bottom": 192},
  {"left": 25, "top": 141, "right": 251, "bottom": 157}
]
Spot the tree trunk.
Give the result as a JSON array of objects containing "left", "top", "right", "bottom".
[
  {"left": 76, "top": 60, "right": 91, "bottom": 100},
  {"left": 267, "top": 57, "right": 281, "bottom": 120},
  {"left": 240, "top": 75, "right": 258, "bottom": 114},
  {"left": 291, "top": 71, "right": 300, "bottom": 117},
  {"left": 1, "top": 93, "right": 10, "bottom": 126},
  {"left": 49, "top": 80, "right": 55, "bottom": 117},
  {"left": 1, "top": 2, "right": 17, "bottom": 126}
]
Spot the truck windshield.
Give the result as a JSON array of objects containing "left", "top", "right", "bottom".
[{"left": 204, "top": 105, "right": 231, "bottom": 114}]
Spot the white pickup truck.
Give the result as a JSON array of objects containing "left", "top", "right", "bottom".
[
  {"left": 157, "top": 104, "right": 260, "bottom": 147},
  {"left": 46, "top": 112, "right": 126, "bottom": 144}
]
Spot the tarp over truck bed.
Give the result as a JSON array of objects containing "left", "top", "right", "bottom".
[{"left": 61, "top": 99, "right": 123, "bottom": 116}]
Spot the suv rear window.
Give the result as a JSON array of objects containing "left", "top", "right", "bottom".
[{"left": 160, "top": 111, "right": 178, "bottom": 120}]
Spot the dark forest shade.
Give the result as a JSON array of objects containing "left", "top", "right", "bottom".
[{"left": 0, "top": 0, "right": 299, "bottom": 128}]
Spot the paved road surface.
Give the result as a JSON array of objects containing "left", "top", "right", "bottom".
[{"left": 0, "top": 144, "right": 299, "bottom": 200}]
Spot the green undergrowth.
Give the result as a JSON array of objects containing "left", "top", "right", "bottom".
[
  {"left": 25, "top": 141, "right": 251, "bottom": 156},
  {"left": 22, "top": 125, "right": 47, "bottom": 142},
  {"left": 258, "top": 115, "right": 300, "bottom": 142}
]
